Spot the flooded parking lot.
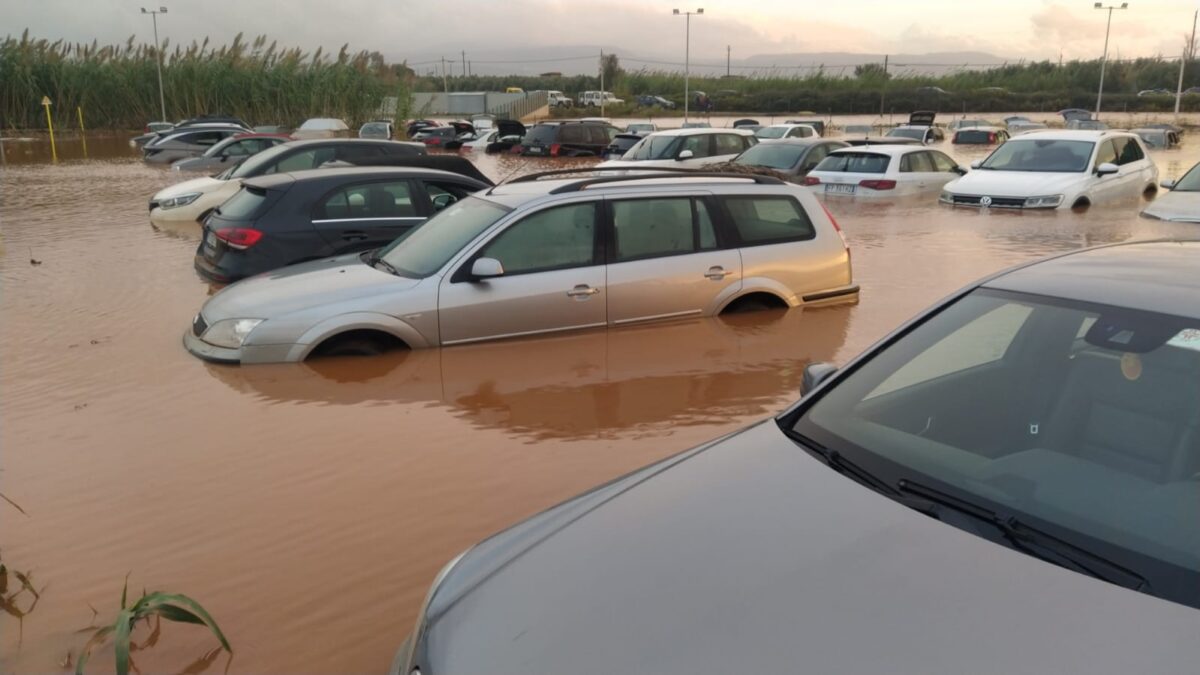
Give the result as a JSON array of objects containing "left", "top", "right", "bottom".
[{"left": 3, "top": 118, "right": 1200, "bottom": 672}]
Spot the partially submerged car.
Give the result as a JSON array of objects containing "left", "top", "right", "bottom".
[
  {"left": 170, "top": 133, "right": 290, "bottom": 173},
  {"left": 194, "top": 161, "right": 491, "bottom": 282},
  {"left": 1067, "top": 119, "right": 1109, "bottom": 131},
  {"left": 143, "top": 127, "right": 246, "bottom": 164},
  {"left": 597, "top": 128, "right": 757, "bottom": 169},
  {"left": 358, "top": 121, "right": 394, "bottom": 140},
  {"left": 519, "top": 121, "right": 619, "bottom": 157},
  {"left": 390, "top": 239, "right": 1200, "bottom": 675},
  {"left": 460, "top": 120, "right": 526, "bottom": 154},
  {"left": 948, "top": 118, "right": 992, "bottom": 131},
  {"left": 754, "top": 124, "right": 820, "bottom": 141},
  {"left": 1131, "top": 127, "right": 1180, "bottom": 150},
  {"left": 885, "top": 111, "right": 945, "bottom": 145},
  {"left": 604, "top": 133, "right": 643, "bottom": 159},
  {"left": 292, "top": 118, "right": 350, "bottom": 140},
  {"left": 784, "top": 119, "right": 827, "bottom": 136},
  {"left": 952, "top": 126, "right": 1009, "bottom": 145},
  {"left": 183, "top": 168, "right": 856, "bottom": 364},
  {"left": 731, "top": 138, "right": 851, "bottom": 179},
  {"left": 1142, "top": 161, "right": 1200, "bottom": 223},
  {"left": 940, "top": 130, "right": 1158, "bottom": 210},
  {"left": 805, "top": 145, "right": 964, "bottom": 197}
]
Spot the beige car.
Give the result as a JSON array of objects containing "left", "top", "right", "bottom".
[{"left": 184, "top": 169, "right": 858, "bottom": 364}]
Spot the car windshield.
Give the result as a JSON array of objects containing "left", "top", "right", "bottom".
[
  {"left": 361, "top": 123, "right": 388, "bottom": 134},
  {"left": 229, "top": 143, "right": 294, "bottom": 179},
  {"left": 887, "top": 127, "right": 926, "bottom": 140},
  {"left": 793, "top": 288, "right": 1200, "bottom": 609},
  {"left": 755, "top": 127, "right": 789, "bottom": 139},
  {"left": 814, "top": 152, "right": 890, "bottom": 174},
  {"left": 980, "top": 139, "right": 1094, "bottom": 172},
  {"left": 1172, "top": 163, "right": 1200, "bottom": 192},
  {"left": 625, "top": 135, "right": 683, "bottom": 160},
  {"left": 735, "top": 143, "right": 805, "bottom": 170},
  {"left": 379, "top": 197, "right": 510, "bottom": 278},
  {"left": 955, "top": 130, "right": 996, "bottom": 143}
]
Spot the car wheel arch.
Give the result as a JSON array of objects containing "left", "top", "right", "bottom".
[
  {"left": 711, "top": 279, "right": 798, "bottom": 315},
  {"left": 289, "top": 312, "right": 431, "bottom": 362}
]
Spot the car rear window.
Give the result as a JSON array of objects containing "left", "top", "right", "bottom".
[
  {"left": 218, "top": 187, "right": 271, "bottom": 220},
  {"left": 721, "top": 196, "right": 815, "bottom": 246},
  {"left": 524, "top": 124, "right": 559, "bottom": 145},
  {"left": 735, "top": 143, "right": 805, "bottom": 170},
  {"left": 815, "top": 152, "right": 890, "bottom": 174},
  {"left": 955, "top": 130, "right": 995, "bottom": 143}
]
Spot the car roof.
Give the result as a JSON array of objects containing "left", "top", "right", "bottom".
[
  {"left": 1008, "top": 129, "right": 1128, "bottom": 142},
  {"left": 646, "top": 128, "right": 755, "bottom": 137},
  {"left": 752, "top": 138, "right": 842, "bottom": 148},
  {"left": 762, "top": 123, "right": 815, "bottom": 129},
  {"left": 242, "top": 166, "right": 484, "bottom": 190},
  {"left": 984, "top": 241, "right": 1200, "bottom": 318},
  {"left": 828, "top": 144, "right": 923, "bottom": 156},
  {"left": 481, "top": 171, "right": 792, "bottom": 208},
  {"left": 953, "top": 126, "right": 1005, "bottom": 132}
]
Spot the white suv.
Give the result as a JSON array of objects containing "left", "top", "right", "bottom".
[
  {"left": 184, "top": 169, "right": 857, "bottom": 364},
  {"left": 941, "top": 130, "right": 1158, "bottom": 209},
  {"left": 598, "top": 128, "right": 757, "bottom": 169},
  {"left": 580, "top": 91, "right": 624, "bottom": 107}
]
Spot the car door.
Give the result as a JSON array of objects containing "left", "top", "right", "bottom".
[
  {"left": 710, "top": 133, "right": 747, "bottom": 164},
  {"left": 606, "top": 195, "right": 740, "bottom": 324},
  {"left": 796, "top": 143, "right": 835, "bottom": 176},
  {"left": 675, "top": 134, "right": 715, "bottom": 167},
  {"left": 437, "top": 201, "right": 606, "bottom": 344},
  {"left": 1114, "top": 136, "right": 1154, "bottom": 193},
  {"left": 925, "top": 150, "right": 962, "bottom": 190},
  {"left": 898, "top": 151, "right": 937, "bottom": 194},
  {"left": 312, "top": 179, "right": 425, "bottom": 252},
  {"left": 1090, "top": 139, "right": 1127, "bottom": 199}
]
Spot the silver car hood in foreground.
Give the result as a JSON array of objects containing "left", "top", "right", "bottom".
[
  {"left": 203, "top": 254, "right": 417, "bottom": 320},
  {"left": 1143, "top": 190, "right": 1200, "bottom": 223},
  {"left": 419, "top": 421, "right": 1199, "bottom": 675}
]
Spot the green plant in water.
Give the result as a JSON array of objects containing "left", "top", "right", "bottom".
[{"left": 76, "top": 577, "right": 231, "bottom": 675}]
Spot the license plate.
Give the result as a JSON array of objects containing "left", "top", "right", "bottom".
[
  {"left": 202, "top": 230, "right": 218, "bottom": 258},
  {"left": 526, "top": 146, "right": 543, "bottom": 154},
  {"left": 825, "top": 183, "right": 856, "bottom": 195}
]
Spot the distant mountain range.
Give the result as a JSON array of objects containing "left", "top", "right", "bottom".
[{"left": 400, "top": 47, "right": 1012, "bottom": 78}]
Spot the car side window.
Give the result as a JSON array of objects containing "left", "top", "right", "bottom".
[
  {"left": 560, "top": 125, "right": 587, "bottom": 144},
  {"left": 681, "top": 134, "right": 711, "bottom": 158},
  {"left": 715, "top": 134, "right": 744, "bottom": 155},
  {"left": 270, "top": 147, "right": 336, "bottom": 174},
  {"left": 426, "top": 182, "right": 472, "bottom": 212},
  {"left": 722, "top": 196, "right": 816, "bottom": 246},
  {"left": 319, "top": 180, "right": 416, "bottom": 220},
  {"left": 930, "top": 151, "right": 958, "bottom": 172},
  {"left": 1094, "top": 140, "right": 1118, "bottom": 168},
  {"left": 900, "top": 152, "right": 934, "bottom": 172},
  {"left": 194, "top": 131, "right": 225, "bottom": 146},
  {"left": 1117, "top": 137, "right": 1145, "bottom": 164},
  {"left": 223, "top": 141, "right": 253, "bottom": 157},
  {"left": 801, "top": 145, "right": 831, "bottom": 172},
  {"left": 479, "top": 203, "right": 598, "bottom": 275},
  {"left": 611, "top": 198, "right": 717, "bottom": 262}
]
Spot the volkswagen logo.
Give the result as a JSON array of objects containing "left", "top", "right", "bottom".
[{"left": 980, "top": 196, "right": 993, "bottom": 207}]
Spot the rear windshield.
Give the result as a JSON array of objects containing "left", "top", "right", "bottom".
[
  {"left": 887, "top": 127, "right": 926, "bottom": 141},
  {"left": 216, "top": 187, "right": 270, "bottom": 220},
  {"left": 755, "top": 127, "right": 789, "bottom": 139},
  {"left": 814, "top": 152, "right": 890, "bottom": 174},
  {"left": 735, "top": 143, "right": 805, "bottom": 170},
  {"left": 955, "top": 130, "right": 995, "bottom": 143},
  {"left": 524, "top": 125, "right": 559, "bottom": 145}
]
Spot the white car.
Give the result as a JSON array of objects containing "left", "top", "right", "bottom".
[
  {"left": 1142, "top": 161, "right": 1200, "bottom": 222},
  {"left": 546, "top": 90, "right": 573, "bottom": 108},
  {"left": 755, "top": 124, "right": 820, "bottom": 140},
  {"left": 625, "top": 123, "right": 658, "bottom": 136},
  {"left": 940, "top": 130, "right": 1159, "bottom": 210},
  {"left": 292, "top": 118, "right": 350, "bottom": 139},
  {"left": 580, "top": 91, "right": 624, "bottom": 107},
  {"left": 804, "top": 145, "right": 965, "bottom": 197},
  {"left": 598, "top": 128, "right": 757, "bottom": 169}
]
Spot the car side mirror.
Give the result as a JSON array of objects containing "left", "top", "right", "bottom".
[
  {"left": 431, "top": 193, "right": 455, "bottom": 211},
  {"left": 970, "top": 160, "right": 983, "bottom": 169},
  {"left": 801, "top": 362, "right": 839, "bottom": 396},
  {"left": 677, "top": 149, "right": 695, "bottom": 161},
  {"left": 470, "top": 257, "right": 504, "bottom": 280},
  {"left": 1160, "top": 179, "right": 1177, "bottom": 190},
  {"left": 953, "top": 165, "right": 967, "bottom": 176},
  {"left": 1096, "top": 162, "right": 1119, "bottom": 176}
]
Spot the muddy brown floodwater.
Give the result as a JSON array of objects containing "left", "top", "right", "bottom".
[{"left": 3, "top": 121, "right": 1200, "bottom": 673}]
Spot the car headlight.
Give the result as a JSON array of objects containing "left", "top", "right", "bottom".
[
  {"left": 202, "top": 318, "right": 263, "bottom": 348},
  {"left": 1023, "top": 194, "right": 1063, "bottom": 208},
  {"left": 938, "top": 191, "right": 954, "bottom": 203},
  {"left": 160, "top": 192, "right": 202, "bottom": 209}
]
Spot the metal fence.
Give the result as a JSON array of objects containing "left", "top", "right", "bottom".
[{"left": 401, "top": 91, "right": 548, "bottom": 120}]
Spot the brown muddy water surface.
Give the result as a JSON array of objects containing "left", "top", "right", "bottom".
[{"left": 3, "top": 123, "right": 1200, "bottom": 673}]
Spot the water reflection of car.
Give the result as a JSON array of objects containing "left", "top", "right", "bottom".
[
  {"left": 951, "top": 127, "right": 1009, "bottom": 145},
  {"left": 202, "top": 305, "right": 855, "bottom": 440},
  {"left": 183, "top": 169, "right": 857, "bottom": 364},
  {"left": 143, "top": 127, "right": 246, "bottom": 164},
  {"left": 1130, "top": 127, "right": 1180, "bottom": 150},
  {"left": 598, "top": 128, "right": 756, "bottom": 169},
  {"left": 754, "top": 124, "right": 820, "bottom": 140},
  {"left": 729, "top": 138, "right": 851, "bottom": 179},
  {"left": 148, "top": 139, "right": 427, "bottom": 226},
  {"left": 170, "top": 133, "right": 291, "bottom": 173},
  {"left": 940, "top": 130, "right": 1159, "bottom": 210},
  {"left": 358, "top": 121, "right": 394, "bottom": 140},
  {"left": 391, "top": 240, "right": 1200, "bottom": 675},
  {"left": 194, "top": 160, "right": 491, "bottom": 283},
  {"left": 805, "top": 145, "right": 964, "bottom": 197},
  {"left": 1142, "top": 161, "right": 1200, "bottom": 222}
]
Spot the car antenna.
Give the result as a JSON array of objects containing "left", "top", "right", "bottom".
[{"left": 488, "top": 163, "right": 527, "bottom": 195}]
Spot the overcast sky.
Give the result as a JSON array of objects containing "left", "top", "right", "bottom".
[{"left": 5, "top": 0, "right": 1197, "bottom": 66}]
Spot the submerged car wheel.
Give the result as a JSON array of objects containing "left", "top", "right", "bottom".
[{"left": 309, "top": 330, "right": 407, "bottom": 359}]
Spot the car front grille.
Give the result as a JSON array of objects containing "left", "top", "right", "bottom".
[
  {"left": 952, "top": 195, "right": 1026, "bottom": 208},
  {"left": 192, "top": 313, "right": 208, "bottom": 337}
]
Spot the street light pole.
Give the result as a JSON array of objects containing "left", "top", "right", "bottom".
[
  {"left": 141, "top": 6, "right": 169, "bottom": 122},
  {"left": 1176, "top": 10, "right": 1197, "bottom": 115},
  {"left": 1093, "top": 2, "right": 1128, "bottom": 119},
  {"left": 673, "top": 8, "right": 703, "bottom": 124}
]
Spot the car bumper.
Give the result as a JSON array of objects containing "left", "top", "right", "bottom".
[
  {"left": 150, "top": 205, "right": 209, "bottom": 226},
  {"left": 182, "top": 329, "right": 301, "bottom": 365},
  {"left": 939, "top": 196, "right": 1062, "bottom": 210},
  {"left": 182, "top": 329, "right": 242, "bottom": 364},
  {"left": 193, "top": 253, "right": 235, "bottom": 284}
]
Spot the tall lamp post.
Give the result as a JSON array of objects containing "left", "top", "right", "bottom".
[
  {"left": 141, "top": 6, "right": 169, "bottom": 122},
  {"left": 673, "top": 8, "right": 703, "bottom": 124},
  {"left": 1093, "top": 2, "right": 1128, "bottom": 118}
]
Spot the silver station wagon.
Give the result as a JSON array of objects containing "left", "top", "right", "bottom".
[{"left": 184, "top": 169, "right": 857, "bottom": 364}]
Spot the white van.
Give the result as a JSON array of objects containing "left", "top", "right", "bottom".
[{"left": 580, "top": 91, "right": 624, "bottom": 107}]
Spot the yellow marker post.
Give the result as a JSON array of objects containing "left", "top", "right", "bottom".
[
  {"left": 77, "top": 106, "right": 87, "bottom": 158},
  {"left": 41, "top": 96, "right": 57, "bottom": 162}
]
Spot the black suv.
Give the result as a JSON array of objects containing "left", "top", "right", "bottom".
[{"left": 520, "top": 121, "right": 619, "bottom": 157}]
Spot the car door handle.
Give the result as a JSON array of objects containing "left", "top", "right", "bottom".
[
  {"left": 705, "top": 266, "right": 731, "bottom": 280},
  {"left": 566, "top": 284, "right": 600, "bottom": 297},
  {"left": 341, "top": 231, "right": 369, "bottom": 241}
]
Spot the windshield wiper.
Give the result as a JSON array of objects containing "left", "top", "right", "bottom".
[
  {"left": 784, "top": 429, "right": 903, "bottom": 499},
  {"left": 896, "top": 479, "right": 1149, "bottom": 592},
  {"left": 363, "top": 251, "right": 399, "bottom": 276}
]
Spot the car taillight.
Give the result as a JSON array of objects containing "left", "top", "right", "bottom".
[
  {"left": 859, "top": 179, "right": 896, "bottom": 190},
  {"left": 215, "top": 227, "right": 263, "bottom": 250},
  {"left": 819, "top": 202, "right": 849, "bottom": 255},
  {"left": 550, "top": 143, "right": 562, "bottom": 157},
  {"left": 426, "top": 137, "right": 442, "bottom": 145},
  {"left": 803, "top": 176, "right": 821, "bottom": 186},
  {"left": 988, "top": 132, "right": 996, "bottom": 143},
  {"left": 511, "top": 145, "right": 523, "bottom": 154}
]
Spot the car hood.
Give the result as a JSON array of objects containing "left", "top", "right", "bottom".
[
  {"left": 1143, "top": 190, "right": 1200, "bottom": 222},
  {"left": 946, "top": 170, "right": 1087, "bottom": 196},
  {"left": 153, "top": 175, "right": 226, "bottom": 201},
  {"left": 201, "top": 253, "right": 419, "bottom": 320},
  {"left": 420, "top": 421, "right": 1200, "bottom": 675}
]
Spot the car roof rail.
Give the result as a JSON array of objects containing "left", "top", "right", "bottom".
[{"left": 488, "top": 166, "right": 785, "bottom": 195}]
